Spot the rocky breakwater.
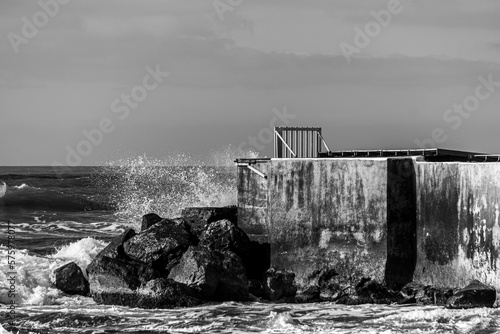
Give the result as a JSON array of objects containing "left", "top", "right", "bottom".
[{"left": 54, "top": 207, "right": 274, "bottom": 308}]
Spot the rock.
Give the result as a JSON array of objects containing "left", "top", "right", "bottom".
[
  {"left": 295, "top": 286, "right": 320, "bottom": 303},
  {"left": 199, "top": 219, "right": 251, "bottom": 266},
  {"left": 355, "top": 277, "right": 394, "bottom": 304},
  {"left": 421, "top": 286, "right": 453, "bottom": 305},
  {"left": 263, "top": 268, "right": 297, "bottom": 301},
  {"left": 310, "top": 267, "right": 344, "bottom": 301},
  {"left": 87, "top": 256, "right": 145, "bottom": 306},
  {"left": 168, "top": 246, "right": 222, "bottom": 298},
  {"left": 141, "top": 213, "right": 163, "bottom": 231},
  {"left": 95, "top": 228, "right": 136, "bottom": 261},
  {"left": 214, "top": 251, "right": 249, "bottom": 301},
  {"left": 170, "top": 217, "right": 194, "bottom": 232},
  {"left": 136, "top": 278, "right": 200, "bottom": 308},
  {"left": 181, "top": 206, "right": 238, "bottom": 233},
  {"left": 248, "top": 279, "right": 264, "bottom": 298},
  {"left": 447, "top": 280, "right": 496, "bottom": 309},
  {"left": 400, "top": 282, "right": 453, "bottom": 305},
  {"left": 400, "top": 281, "right": 425, "bottom": 304},
  {"left": 124, "top": 220, "right": 194, "bottom": 271},
  {"left": 54, "top": 262, "right": 89, "bottom": 296}
]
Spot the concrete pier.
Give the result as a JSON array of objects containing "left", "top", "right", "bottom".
[{"left": 237, "top": 155, "right": 500, "bottom": 290}]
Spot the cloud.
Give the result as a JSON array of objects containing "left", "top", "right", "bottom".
[{"left": 160, "top": 45, "right": 500, "bottom": 90}]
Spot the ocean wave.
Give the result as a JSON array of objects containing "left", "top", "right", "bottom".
[
  {"left": 95, "top": 146, "right": 256, "bottom": 229},
  {"left": 13, "top": 183, "right": 40, "bottom": 190},
  {"left": 0, "top": 182, "right": 108, "bottom": 212},
  {"left": 0, "top": 238, "right": 108, "bottom": 306}
]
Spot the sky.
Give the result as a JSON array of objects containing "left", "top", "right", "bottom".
[{"left": 1, "top": 0, "right": 500, "bottom": 166}]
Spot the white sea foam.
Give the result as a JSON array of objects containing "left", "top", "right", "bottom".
[
  {"left": 0, "top": 324, "right": 13, "bottom": 334},
  {"left": 266, "top": 311, "right": 305, "bottom": 333},
  {"left": 52, "top": 237, "right": 108, "bottom": 275},
  {"left": 13, "top": 183, "right": 37, "bottom": 190},
  {"left": 0, "top": 238, "right": 107, "bottom": 306},
  {"left": 11, "top": 301, "right": 500, "bottom": 333},
  {"left": 0, "top": 181, "right": 6, "bottom": 198}
]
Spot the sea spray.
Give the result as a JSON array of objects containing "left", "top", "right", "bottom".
[
  {"left": 96, "top": 146, "right": 259, "bottom": 228},
  {"left": 0, "top": 238, "right": 107, "bottom": 306},
  {"left": 0, "top": 181, "right": 6, "bottom": 198}
]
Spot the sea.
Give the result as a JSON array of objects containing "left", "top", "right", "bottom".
[{"left": 0, "top": 153, "right": 499, "bottom": 334}]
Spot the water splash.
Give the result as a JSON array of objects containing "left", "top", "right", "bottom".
[
  {"left": 0, "top": 238, "right": 107, "bottom": 306},
  {"left": 0, "top": 181, "right": 6, "bottom": 198},
  {"left": 95, "top": 146, "right": 259, "bottom": 228}
]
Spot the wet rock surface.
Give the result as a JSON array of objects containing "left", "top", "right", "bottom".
[
  {"left": 168, "top": 246, "right": 222, "bottom": 298},
  {"left": 123, "top": 219, "right": 194, "bottom": 271},
  {"left": 141, "top": 213, "right": 163, "bottom": 231},
  {"left": 199, "top": 219, "right": 251, "bottom": 262},
  {"left": 135, "top": 278, "right": 201, "bottom": 309},
  {"left": 181, "top": 206, "right": 238, "bottom": 237},
  {"left": 94, "top": 228, "right": 136, "bottom": 261},
  {"left": 54, "top": 262, "right": 89, "bottom": 296},
  {"left": 263, "top": 268, "right": 297, "bottom": 301},
  {"left": 447, "top": 280, "right": 496, "bottom": 309}
]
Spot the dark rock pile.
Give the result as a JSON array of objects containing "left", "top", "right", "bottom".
[
  {"left": 54, "top": 206, "right": 270, "bottom": 308},
  {"left": 53, "top": 206, "right": 497, "bottom": 309}
]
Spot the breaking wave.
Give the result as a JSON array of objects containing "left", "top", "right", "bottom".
[
  {"left": 96, "top": 146, "right": 258, "bottom": 228},
  {"left": 0, "top": 237, "right": 107, "bottom": 306}
]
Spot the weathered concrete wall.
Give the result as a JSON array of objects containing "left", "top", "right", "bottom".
[
  {"left": 268, "top": 158, "right": 387, "bottom": 288},
  {"left": 237, "top": 161, "right": 270, "bottom": 243},
  {"left": 414, "top": 162, "right": 500, "bottom": 289}
]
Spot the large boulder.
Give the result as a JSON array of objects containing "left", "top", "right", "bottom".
[
  {"left": 54, "top": 262, "right": 89, "bottom": 296},
  {"left": 214, "top": 251, "right": 249, "bottom": 301},
  {"left": 94, "top": 228, "right": 136, "bottom": 261},
  {"left": 141, "top": 213, "right": 163, "bottom": 231},
  {"left": 401, "top": 282, "right": 453, "bottom": 305},
  {"left": 263, "top": 268, "right": 297, "bottom": 301},
  {"left": 123, "top": 220, "right": 194, "bottom": 272},
  {"left": 168, "top": 246, "right": 249, "bottom": 301},
  {"left": 199, "top": 219, "right": 251, "bottom": 266},
  {"left": 167, "top": 246, "right": 222, "bottom": 298},
  {"left": 87, "top": 256, "right": 145, "bottom": 305},
  {"left": 135, "top": 278, "right": 200, "bottom": 309},
  {"left": 447, "top": 280, "right": 496, "bottom": 309},
  {"left": 181, "top": 206, "right": 238, "bottom": 237}
]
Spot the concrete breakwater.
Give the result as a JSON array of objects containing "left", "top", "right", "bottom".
[{"left": 237, "top": 157, "right": 500, "bottom": 297}]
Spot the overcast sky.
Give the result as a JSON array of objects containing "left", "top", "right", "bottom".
[{"left": 1, "top": 0, "right": 500, "bottom": 166}]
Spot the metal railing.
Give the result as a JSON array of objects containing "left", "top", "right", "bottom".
[{"left": 274, "top": 127, "right": 330, "bottom": 158}]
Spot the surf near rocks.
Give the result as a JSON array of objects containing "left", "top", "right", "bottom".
[{"left": 53, "top": 205, "right": 498, "bottom": 309}]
